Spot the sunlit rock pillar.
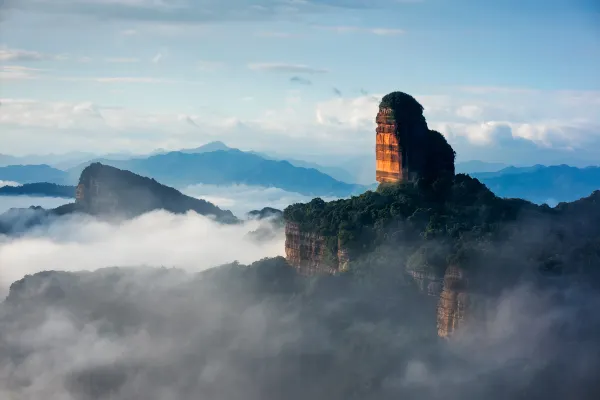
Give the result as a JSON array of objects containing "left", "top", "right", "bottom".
[{"left": 375, "top": 107, "right": 404, "bottom": 184}]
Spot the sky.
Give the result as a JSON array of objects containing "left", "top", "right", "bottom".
[{"left": 1, "top": 0, "right": 599, "bottom": 165}]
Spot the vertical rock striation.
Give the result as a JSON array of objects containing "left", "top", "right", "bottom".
[
  {"left": 284, "top": 222, "right": 351, "bottom": 275},
  {"left": 375, "top": 107, "right": 403, "bottom": 183},
  {"left": 285, "top": 222, "right": 328, "bottom": 275},
  {"left": 437, "top": 266, "right": 470, "bottom": 337},
  {"left": 375, "top": 91, "right": 455, "bottom": 185}
]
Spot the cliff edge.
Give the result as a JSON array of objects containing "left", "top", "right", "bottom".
[{"left": 283, "top": 90, "right": 600, "bottom": 338}]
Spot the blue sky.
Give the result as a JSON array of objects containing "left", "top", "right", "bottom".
[{"left": 1, "top": 0, "right": 599, "bottom": 166}]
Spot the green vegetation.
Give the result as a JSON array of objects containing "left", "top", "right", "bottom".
[
  {"left": 379, "top": 92, "right": 424, "bottom": 121},
  {"left": 284, "top": 173, "right": 600, "bottom": 284}
]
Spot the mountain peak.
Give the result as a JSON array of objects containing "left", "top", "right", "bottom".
[{"left": 77, "top": 163, "right": 237, "bottom": 222}]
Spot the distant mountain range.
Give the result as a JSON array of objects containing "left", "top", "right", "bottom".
[
  {"left": 0, "top": 146, "right": 366, "bottom": 198},
  {"left": 472, "top": 164, "right": 600, "bottom": 205},
  {"left": 0, "top": 165, "right": 68, "bottom": 185},
  {"left": 2, "top": 143, "right": 600, "bottom": 204},
  {"left": 455, "top": 160, "right": 508, "bottom": 174},
  {"left": 0, "top": 183, "right": 75, "bottom": 198},
  {"left": 66, "top": 147, "right": 366, "bottom": 197}
]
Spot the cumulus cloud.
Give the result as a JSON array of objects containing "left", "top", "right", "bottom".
[
  {"left": 2, "top": 87, "right": 599, "bottom": 165},
  {"left": 314, "top": 89, "right": 600, "bottom": 164},
  {"left": 0, "top": 210, "right": 283, "bottom": 288},
  {"left": 248, "top": 62, "right": 328, "bottom": 74}
]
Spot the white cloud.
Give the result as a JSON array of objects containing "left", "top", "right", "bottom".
[
  {"left": 0, "top": 210, "right": 284, "bottom": 287},
  {"left": 0, "top": 196, "right": 69, "bottom": 215},
  {"left": 0, "top": 47, "right": 50, "bottom": 62},
  {"left": 0, "top": 65, "right": 44, "bottom": 80},
  {"left": 2, "top": 87, "right": 600, "bottom": 164},
  {"left": 183, "top": 184, "right": 338, "bottom": 218},
  {"left": 248, "top": 62, "right": 328, "bottom": 74},
  {"left": 0, "top": 181, "right": 20, "bottom": 188},
  {"left": 314, "top": 89, "right": 600, "bottom": 153}
]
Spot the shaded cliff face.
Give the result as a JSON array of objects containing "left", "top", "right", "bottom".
[
  {"left": 76, "top": 163, "right": 237, "bottom": 222},
  {"left": 284, "top": 222, "right": 349, "bottom": 275}
]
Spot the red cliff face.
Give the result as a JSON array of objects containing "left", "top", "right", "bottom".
[
  {"left": 375, "top": 107, "right": 404, "bottom": 184},
  {"left": 437, "top": 266, "right": 470, "bottom": 337},
  {"left": 284, "top": 222, "right": 349, "bottom": 275}
]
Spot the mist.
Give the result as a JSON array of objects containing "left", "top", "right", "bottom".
[
  {"left": 0, "top": 210, "right": 284, "bottom": 292},
  {"left": 2, "top": 259, "right": 600, "bottom": 399},
  {"left": 2, "top": 188, "right": 600, "bottom": 399},
  {"left": 0, "top": 196, "right": 70, "bottom": 214},
  {"left": 183, "top": 183, "right": 339, "bottom": 217},
  {"left": 0, "top": 180, "right": 20, "bottom": 187}
]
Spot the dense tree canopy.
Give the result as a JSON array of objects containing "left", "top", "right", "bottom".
[{"left": 284, "top": 174, "right": 600, "bottom": 284}]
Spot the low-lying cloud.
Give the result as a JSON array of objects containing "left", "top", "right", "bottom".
[
  {"left": 0, "top": 195, "right": 70, "bottom": 214},
  {"left": 2, "top": 257, "right": 600, "bottom": 398},
  {"left": 183, "top": 184, "right": 338, "bottom": 218},
  {"left": 0, "top": 180, "right": 20, "bottom": 187},
  {"left": 0, "top": 210, "right": 284, "bottom": 290}
]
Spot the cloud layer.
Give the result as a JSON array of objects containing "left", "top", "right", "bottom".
[
  {"left": 0, "top": 196, "right": 69, "bottom": 215},
  {"left": 0, "top": 210, "right": 284, "bottom": 289},
  {"left": 183, "top": 183, "right": 337, "bottom": 218}
]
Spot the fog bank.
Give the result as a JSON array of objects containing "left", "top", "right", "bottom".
[{"left": 0, "top": 210, "right": 284, "bottom": 290}]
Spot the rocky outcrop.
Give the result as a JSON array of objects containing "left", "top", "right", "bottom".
[
  {"left": 437, "top": 266, "right": 470, "bottom": 337},
  {"left": 284, "top": 222, "right": 350, "bottom": 275},
  {"left": 76, "top": 163, "right": 237, "bottom": 222},
  {"left": 375, "top": 92, "right": 455, "bottom": 185},
  {"left": 375, "top": 107, "right": 404, "bottom": 183}
]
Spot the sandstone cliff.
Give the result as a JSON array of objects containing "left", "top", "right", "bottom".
[
  {"left": 76, "top": 163, "right": 237, "bottom": 222},
  {"left": 436, "top": 266, "right": 470, "bottom": 337},
  {"left": 375, "top": 92, "right": 455, "bottom": 185},
  {"left": 375, "top": 107, "right": 403, "bottom": 183},
  {"left": 284, "top": 222, "right": 349, "bottom": 275}
]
